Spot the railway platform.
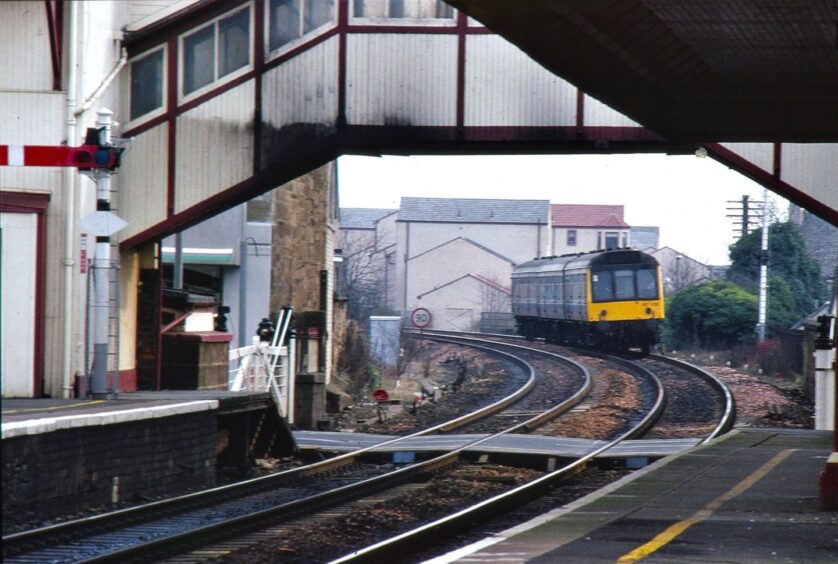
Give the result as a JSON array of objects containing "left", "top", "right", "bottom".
[
  {"left": 1, "top": 391, "right": 294, "bottom": 530},
  {"left": 1, "top": 390, "right": 272, "bottom": 433},
  {"left": 433, "top": 428, "right": 837, "bottom": 563}
]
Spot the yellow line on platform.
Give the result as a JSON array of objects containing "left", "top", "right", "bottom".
[
  {"left": 616, "top": 448, "right": 796, "bottom": 563},
  {"left": 4, "top": 400, "right": 106, "bottom": 414}
]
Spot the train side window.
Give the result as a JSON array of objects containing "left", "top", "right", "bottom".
[
  {"left": 614, "top": 269, "right": 635, "bottom": 300},
  {"left": 592, "top": 271, "right": 613, "bottom": 301},
  {"left": 637, "top": 268, "right": 658, "bottom": 299}
]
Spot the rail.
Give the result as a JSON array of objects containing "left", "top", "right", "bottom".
[
  {"left": 3, "top": 336, "right": 546, "bottom": 562},
  {"left": 331, "top": 348, "right": 667, "bottom": 563}
]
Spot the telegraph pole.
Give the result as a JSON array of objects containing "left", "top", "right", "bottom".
[
  {"left": 755, "top": 188, "right": 770, "bottom": 342},
  {"left": 726, "top": 195, "right": 763, "bottom": 240}
]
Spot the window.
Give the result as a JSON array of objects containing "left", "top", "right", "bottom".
[
  {"left": 130, "top": 48, "right": 165, "bottom": 120},
  {"left": 614, "top": 269, "right": 635, "bottom": 300},
  {"left": 567, "top": 229, "right": 577, "bottom": 246},
  {"left": 591, "top": 271, "right": 613, "bottom": 302},
  {"left": 353, "top": 0, "right": 454, "bottom": 19},
  {"left": 182, "top": 6, "right": 250, "bottom": 97},
  {"left": 605, "top": 232, "right": 619, "bottom": 250},
  {"left": 269, "top": 0, "right": 335, "bottom": 52},
  {"left": 636, "top": 268, "right": 658, "bottom": 299},
  {"left": 592, "top": 267, "right": 659, "bottom": 302}
]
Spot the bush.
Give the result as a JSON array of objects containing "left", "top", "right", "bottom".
[{"left": 666, "top": 280, "right": 758, "bottom": 349}]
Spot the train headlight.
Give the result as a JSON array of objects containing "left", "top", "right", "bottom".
[
  {"left": 645, "top": 307, "right": 653, "bottom": 315},
  {"left": 600, "top": 309, "right": 608, "bottom": 319}
]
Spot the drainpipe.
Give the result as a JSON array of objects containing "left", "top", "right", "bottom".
[{"left": 61, "top": 1, "right": 80, "bottom": 398}]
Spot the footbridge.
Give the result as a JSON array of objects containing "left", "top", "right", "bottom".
[{"left": 117, "top": 0, "right": 836, "bottom": 249}]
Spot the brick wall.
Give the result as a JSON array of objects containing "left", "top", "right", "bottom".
[{"left": 2, "top": 410, "right": 217, "bottom": 530}]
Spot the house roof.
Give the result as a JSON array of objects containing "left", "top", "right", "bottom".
[
  {"left": 339, "top": 208, "right": 397, "bottom": 229},
  {"left": 648, "top": 246, "right": 709, "bottom": 268},
  {"left": 551, "top": 204, "right": 629, "bottom": 228},
  {"left": 417, "top": 273, "right": 511, "bottom": 299},
  {"left": 399, "top": 197, "right": 549, "bottom": 224},
  {"left": 408, "top": 237, "right": 516, "bottom": 265}
]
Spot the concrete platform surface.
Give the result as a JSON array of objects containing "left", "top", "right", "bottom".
[
  {"left": 430, "top": 429, "right": 837, "bottom": 563},
  {"left": 1, "top": 391, "right": 270, "bottom": 439}
]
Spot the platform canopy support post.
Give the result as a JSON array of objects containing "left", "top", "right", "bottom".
[{"left": 817, "top": 300, "right": 837, "bottom": 509}]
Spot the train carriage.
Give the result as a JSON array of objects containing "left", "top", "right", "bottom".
[{"left": 511, "top": 249, "right": 665, "bottom": 351}]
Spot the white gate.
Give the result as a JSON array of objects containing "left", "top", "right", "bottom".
[{"left": 228, "top": 308, "right": 295, "bottom": 422}]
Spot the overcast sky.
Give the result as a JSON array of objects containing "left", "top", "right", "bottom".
[{"left": 337, "top": 153, "right": 788, "bottom": 266}]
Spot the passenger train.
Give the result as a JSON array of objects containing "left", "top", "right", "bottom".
[{"left": 511, "top": 249, "right": 665, "bottom": 352}]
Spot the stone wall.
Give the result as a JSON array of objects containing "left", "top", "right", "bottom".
[
  {"left": 271, "top": 163, "right": 334, "bottom": 313},
  {"left": 2, "top": 410, "right": 217, "bottom": 530},
  {"left": 270, "top": 162, "right": 339, "bottom": 384}
]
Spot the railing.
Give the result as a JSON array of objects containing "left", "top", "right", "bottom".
[{"left": 228, "top": 308, "right": 295, "bottom": 422}]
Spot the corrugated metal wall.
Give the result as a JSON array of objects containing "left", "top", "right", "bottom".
[
  {"left": 175, "top": 81, "right": 255, "bottom": 213},
  {"left": 262, "top": 37, "right": 340, "bottom": 129},
  {"left": 0, "top": 2, "right": 54, "bottom": 90},
  {"left": 465, "top": 35, "right": 576, "bottom": 127},
  {"left": 781, "top": 144, "right": 838, "bottom": 213},
  {"left": 720, "top": 142, "right": 774, "bottom": 175},
  {"left": 119, "top": 122, "right": 169, "bottom": 240},
  {"left": 347, "top": 34, "right": 458, "bottom": 126},
  {"left": 583, "top": 94, "right": 641, "bottom": 127}
]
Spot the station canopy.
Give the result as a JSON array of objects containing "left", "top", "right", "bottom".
[{"left": 449, "top": 0, "right": 838, "bottom": 142}]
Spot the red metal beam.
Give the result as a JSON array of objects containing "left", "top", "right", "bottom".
[{"left": 0, "top": 144, "right": 108, "bottom": 168}]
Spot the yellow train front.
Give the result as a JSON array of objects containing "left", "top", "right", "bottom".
[{"left": 511, "top": 249, "right": 665, "bottom": 352}]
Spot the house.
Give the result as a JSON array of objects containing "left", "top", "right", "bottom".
[
  {"left": 337, "top": 208, "right": 398, "bottom": 321},
  {"left": 631, "top": 226, "right": 660, "bottom": 251},
  {"left": 393, "top": 197, "right": 550, "bottom": 331},
  {"left": 551, "top": 204, "right": 632, "bottom": 255},
  {"left": 647, "top": 246, "right": 714, "bottom": 294}
]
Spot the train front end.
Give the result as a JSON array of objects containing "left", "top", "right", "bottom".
[{"left": 587, "top": 251, "right": 665, "bottom": 351}]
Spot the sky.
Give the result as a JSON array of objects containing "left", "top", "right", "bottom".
[{"left": 337, "top": 153, "right": 789, "bottom": 266}]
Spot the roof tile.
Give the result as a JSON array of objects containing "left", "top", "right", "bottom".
[{"left": 551, "top": 204, "right": 629, "bottom": 228}]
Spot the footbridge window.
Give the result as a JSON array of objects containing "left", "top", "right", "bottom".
[
  {"left": 129, "top": 46, "right": 166, "bottom": 122},
  {"left": 352, "top": 0, "right": 454, "bottom": 20},
  {"left": 181, "top": 5, "right": 251, "bottom": 97},
  {"left": 269, "top": 0, "right": 336, "bottom": 52}
]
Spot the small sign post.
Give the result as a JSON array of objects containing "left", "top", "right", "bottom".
[{"left": 411, "top": 307, "right": 431, "bottom": 329}]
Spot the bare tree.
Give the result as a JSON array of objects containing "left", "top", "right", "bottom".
[
  {"left": 339, "top": 231, "right": 390, "bottom": 322},
  {"left": 475, "top": 273, "right": 513, "bottom": 333},
  {"left": 478, "top": 274, "right": 512, "bottom": 313},
  {"left": 665, "top": 255, "right": 710, "bottom": 294},
  {"left": 336, "top": 320, "right": 372, "bottom": 399}
]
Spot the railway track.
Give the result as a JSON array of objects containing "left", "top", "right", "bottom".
[
  {"left": 319, "top": 331, "right": 734, "bottom": 563},
  {"left": 2, "top": 338, "right": 579, "bottom": 563},
  {"left": 4, "top": 334, "right": 732, "bottom": 563},
  {"left": 417, "top": 330, "right": 734, "bottom": 442}
]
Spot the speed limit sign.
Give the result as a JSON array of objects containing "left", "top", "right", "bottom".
[{"left": 411, "top": 307, "right": 432, "bottom": 329}]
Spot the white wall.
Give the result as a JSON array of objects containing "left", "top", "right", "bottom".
[
  {"left": 407, "top": 238, "right": 512, "bottom": 304},
  {"left": 1, "top": 212, "right": 38, "bottom": 397},
  {"left": 396, "top": 221, "right": 546, "bottom": 308}
]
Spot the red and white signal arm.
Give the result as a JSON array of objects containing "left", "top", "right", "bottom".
[{"left": 411, "top": 307, "right": 432, "bottom": 329}]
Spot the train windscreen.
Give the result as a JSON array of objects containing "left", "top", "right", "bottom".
[{"left": 592, "top": 267, "right": 658, "bottom": 302}]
